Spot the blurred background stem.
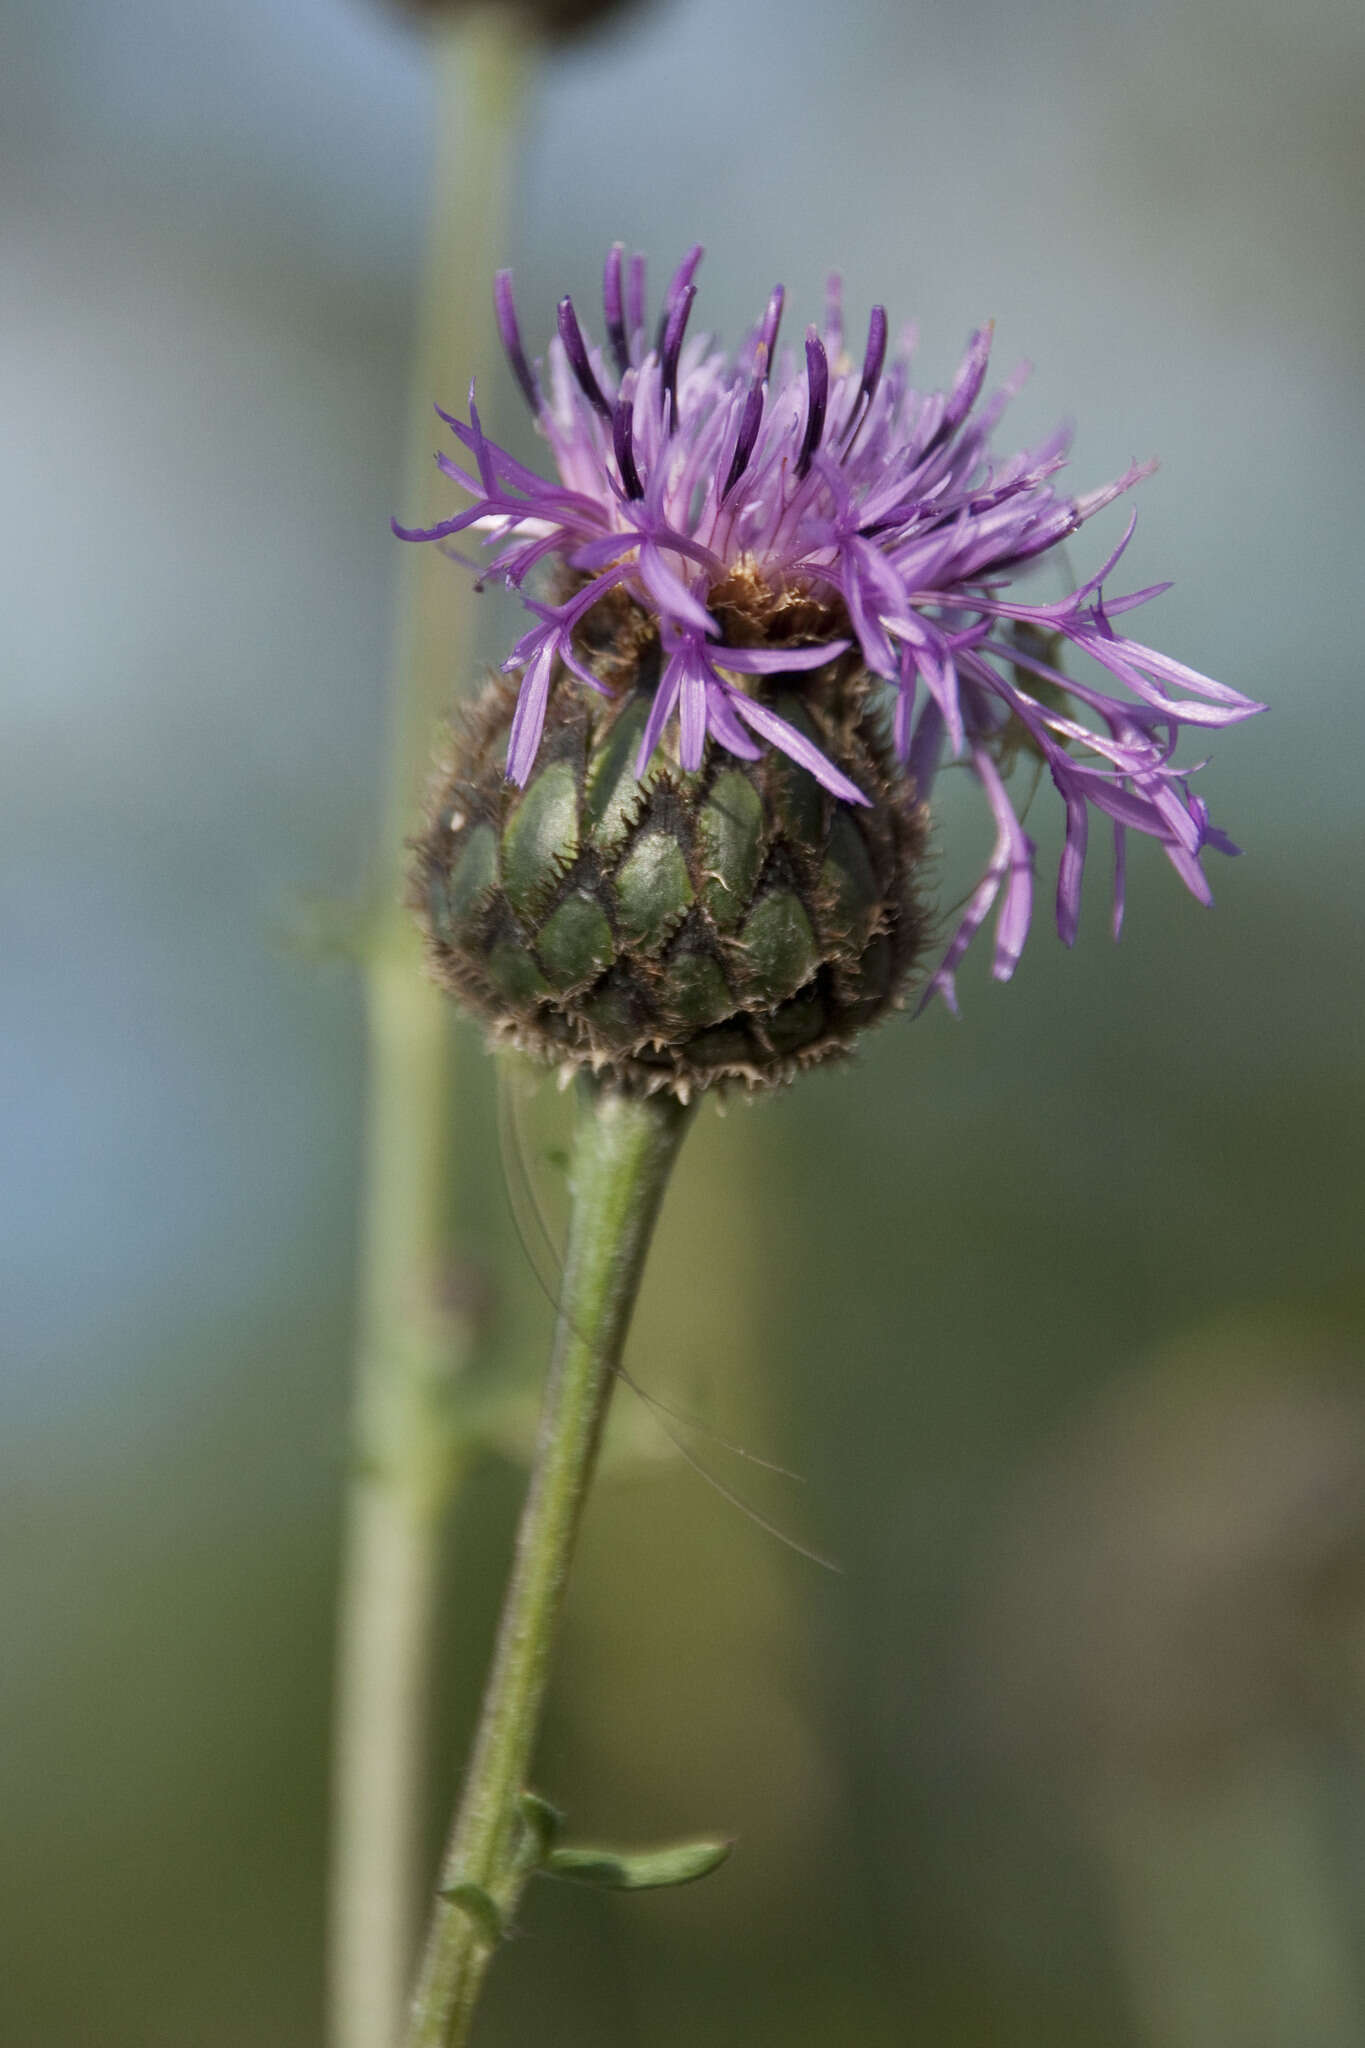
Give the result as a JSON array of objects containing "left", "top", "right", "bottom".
[
  {"left": 1102, "top": 1756, "right": 1365, "bottom": 2048},
  {"left": 329, "top": 15, "right": 533, "bottom": 2048},
  {"left": 406, "top": 1080, "right": 695, "bottom": 2048}
]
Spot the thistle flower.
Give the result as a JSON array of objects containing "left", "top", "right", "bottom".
[
  {"left": 398, "top": 245, "right": 1261, "bottom": 1071},
  {"left": 394, "top": 255, "right": 1268, "bottom": 2046}
]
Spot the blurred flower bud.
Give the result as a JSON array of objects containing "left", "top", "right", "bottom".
[{"left": 386, "top": 0, "right": 653, "bottom": 43}]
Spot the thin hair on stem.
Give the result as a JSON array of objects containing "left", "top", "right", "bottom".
[{"left": 494, "top": 1061, "right": 839, "bottom": 1571}]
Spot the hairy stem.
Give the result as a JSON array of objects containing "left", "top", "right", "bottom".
[
  {"left": 329, "top": 18, "right": 531, "bottom": 2048},
  {"left": 405, "top": 1080, "right": 696, "bottom": 2048}
]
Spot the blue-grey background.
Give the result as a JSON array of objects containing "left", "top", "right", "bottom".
[{"left": 4, "top": 0, "right": 1365, "bottom": 2041}]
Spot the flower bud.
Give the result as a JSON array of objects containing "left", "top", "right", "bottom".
[
  {"left": 413, "top": 629, "right": 927, "bottom": 1097},
  {"left": 386, "top": 0, "right": 649, "bottom": 42}
]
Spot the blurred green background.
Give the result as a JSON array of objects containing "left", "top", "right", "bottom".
[{"left": 4, "top": 0, "right": 1365, "bottom": 2042}]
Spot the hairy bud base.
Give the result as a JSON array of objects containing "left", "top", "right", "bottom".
[{"left": 414, "top": 657, "right": 928, "bottom": 1097}]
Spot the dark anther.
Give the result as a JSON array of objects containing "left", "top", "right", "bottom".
[
  {"left": 494, "top": 270, "right": 540, "bottom": 413},
  {"left": 722, "top": 376, "right": 766, "bottom": 500},
  {"left": 653, "top": 244, "right": 705, "bottom": 357},
  {"left": 795, "top": 328, "right": 829, "bottom": 480},
  {"left": 613, "top": 394, "right": 644, "bottom": 499},
  {"left": 625, "top": 253, "right": 647, "bottom": 354},
  {"left": 557, "top": 296, "right": 613, "bottom": 420},
  {"left": 919, "top": 326, "right": 993, "bottom": 465},
  {"left": 840, "top": 304, "right": 888, "bottom": 450},
  {"left": 603, "top": 244, "right": 629, "bottom": 376},
  {"left": 659, "top": 284, "right": 696, "bottom": 428},
  {"left": 859, "top": 306, "right": 889, "bottom": 408}
]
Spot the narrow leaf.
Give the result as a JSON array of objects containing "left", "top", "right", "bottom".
[
  {"left": 437, "top": 1882, "right": 504, "bottom": 1943},
  {"left": 543, "top": 1836, "right": 734, "bottom": 1891},
  {"left": 518, "top": 1792, "right": 565, "bottom": 1862}
]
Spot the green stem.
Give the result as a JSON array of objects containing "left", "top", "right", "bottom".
[
  {"left": 329, "top": 17, "right": 532, "bottom": 2048},
  {"left": 405, "top": 1080, "right": 696, "bottom": 2048}
]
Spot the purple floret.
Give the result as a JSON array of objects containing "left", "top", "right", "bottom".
[{"left": 396, "top": 245, "right": 1263, "bottom": 1006}]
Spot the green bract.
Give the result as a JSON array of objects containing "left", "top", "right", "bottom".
[{"left": 414, "top": 661, "right": 927, "bottom": 1097}]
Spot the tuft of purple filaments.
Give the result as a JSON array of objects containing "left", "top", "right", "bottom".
[{"left": 396, "top": 245, "right": 1263, "bottom": 1008}]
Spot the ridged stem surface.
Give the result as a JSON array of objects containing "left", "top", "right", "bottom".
[
  {"left": 329, "top": 18, "right": 531, "bottom": 2048},
  {"left": 405, "top": 1080, "right": 696, "bottom": 2048}
]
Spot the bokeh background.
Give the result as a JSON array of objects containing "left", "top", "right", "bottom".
[{"left": 5, "top": 0, "right": 1365, "bottom": 2042}]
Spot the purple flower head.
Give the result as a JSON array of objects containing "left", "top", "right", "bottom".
[{"left": 396, "top": 246, "right": 1263, "bottom": 1007}]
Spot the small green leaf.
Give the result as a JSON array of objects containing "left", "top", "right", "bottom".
[
  {"left": 542, "top": 1836, "right": 734, "bottom": 1891},
  {"left": 518, "top": 1792, "right": 565, "bottom": 1860},
  {"left": 437, "top": 1882, "right": 504, "bottom": 1943}
]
